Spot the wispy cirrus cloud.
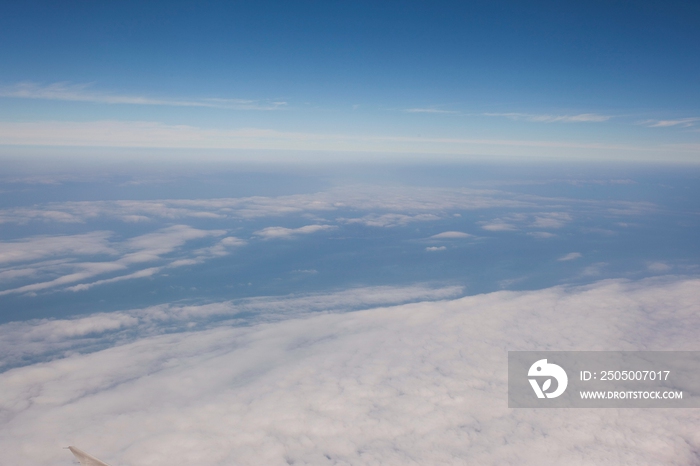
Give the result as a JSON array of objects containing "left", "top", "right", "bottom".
[
  {"left": 639, "top": 117, "right": 699, "bottom": 128},
  {"left": 403, "top": 107, "right": 458, "bottom": 114},
  {"left": 484, "top": 112, "right": 612, "bottom": 123},
  {"left": 0, "top": 82, "right": 287, "bottom": 110}
]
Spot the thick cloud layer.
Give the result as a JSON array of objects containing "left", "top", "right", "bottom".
[{"left": 1, "top": 277, "right": 699, "bottom": 465}]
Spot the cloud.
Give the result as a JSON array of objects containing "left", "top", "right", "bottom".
[
  {"left": 581, "top": 262, "right": 607, "bottom": 276},
  {"left": 429, "top": 231, "right": 473, "bottom": 239},
  {"left": 0, "top": 226, "right": 231, "bottom": 296},
  {"left": 0, "top": 278, "right": 699, "bottom": 465},
  {"left": 640, "top": 118, "right": 699, "bottom": 128},
  {"left": 647, "top": 261, "right": 672, "bottom": 272},
  {"left": 0, "top": 120, "right": 665, "bottom": 161},
  {"left": 254, "top": 224, "right": 336, "bottom": 239},
  {"left": 484, "top": 112, "right": 611, "bottom": 123},
  {"left": 403, "top": 108, "right": 458, "bottom": 114},
  {"left": 479, "top": 220, "right": 518, "bottom": 231},
  {"left": 527, "top": 231, "right": 556, "bottom": 239},
  {"left": 0, "top": 82, "right": 286, "bottom": 110},
  {"left": 0, "top": 284, "right": 464, "bottom": 370},
  {"left": 425, "top": 246, "right": 446, "bottom": 251},
  {"left": 340, "top": 213, "right": 441, "bottom": 227},
  {"left": 558, "top": 252, "right": 582, "bottom": 261},
  {"left": 0, "top": 232, "right": 116, "bottom": 265},
  {"left": 530, "top": 212, "right": 572, "bottom": 229}
]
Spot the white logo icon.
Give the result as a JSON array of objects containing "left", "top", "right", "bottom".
[{"left": 528, "top": 359, "right": 568, "bottom": 399}]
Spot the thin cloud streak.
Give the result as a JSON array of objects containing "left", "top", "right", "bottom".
[
  {"left": 0, "top": 82, "right": 286, "bottom": 110},
  {"left": 403, "top": 108, "right": 458, "bottom": 114},
  {"left": 639, "top": 117, "right": 699, "bottom": 128},
  {"left": 484, "top": 112, "right": 612, "bottom": 123},
  {"left": 0, "top": 120, "right": 664, "bottom": 160}
]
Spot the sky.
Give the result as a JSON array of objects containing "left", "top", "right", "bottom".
[
  {"left": 1, "top": 0, "right": 699, "bottom": 162},
  {"left": 1, "top": 2, "right": 700, "bottom": 465}
]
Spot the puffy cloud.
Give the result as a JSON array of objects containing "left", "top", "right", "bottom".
[
  {"left": 340, "top": 213, "right": 441, "bottom": 227},
  {"left": 254, "top": 225, "right": 336, "bottom": 239},
  {"left": 429, "top": 231, "right": 473, "bottom": 239},
  {"left": 425, "top": 246, "right": 447, "bottom": 251},
  {"left": 479, "top": 220, "right": 518, "bottom": 231},
  {"left": 0, "top": 186, "right": 541, "bottom": 225},
  {"left": 558, "top": 252, "right": 582, "bottom": 261},
  {"left": 0, "top": 278, "right": 699, "bottom": 465}
]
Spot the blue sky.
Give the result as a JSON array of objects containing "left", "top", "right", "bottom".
[{"left": 1, "top": 0, "right": 699, "bottom": 161}]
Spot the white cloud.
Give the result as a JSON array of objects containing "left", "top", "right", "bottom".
[
  {"left": 484, "top": 112, "right": 612, "bottom": 123},
  {"left": 0, "top": 82, "right": 286, "bottom": 110},
  {"left": 558, "top": 252, "right": 582, "bottom": 261},
  {"left": 0, "top": 278, "right": 699, "bottom": 465},
  {"left": 340, "top": 213, "right": 441, "bottom": 227},
  {"left": 0, "top": 120, "right": 669, "bottom": 161},
  {"left": 640, "top": 118, "right": 699, "bottom": 128},
  {"left": 527, "top": 231, "right": 556, "bottom": 239},
  {"left": 0, "top": 226, "right": 230, "bottom": 296},
  {"left": 0, "top": 284, "right": 464, "bottom": 370},
  {"left": 0, "top": 232, "right": 116, "bottom": 265},
  {"left": 403, "top": 108, "right": 458, "bottom": 114},
  {"left": 0, "top": 186, "right": 539, "bottom": 226},
  {"left": 425, "top": 246, "right": 446, "bottom": 251},
  {"left": 530, "top": 212, "right": 572, "bottom": 229},
  {"left": 647, "top": 262, "right": 672, "bottom": 272},
  {"left": 429, "top": 231, "right": 473, "bottom": 239},
  {"left": 479, "top": 220, "right": 517, "bottom": 231},
  {"left": 254, "top": 224, "right": 336, "bottom": 239},
  {"left": 581, "top": 262, "right": 607, "bottom": 276}
]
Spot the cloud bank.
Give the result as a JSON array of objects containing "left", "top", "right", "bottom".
[{"left": 0, "top": 277, "right": 699, "bottom": 465}]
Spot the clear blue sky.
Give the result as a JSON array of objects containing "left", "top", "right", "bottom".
[{"left": 1, "top": 0, "right": 699, "bottom": 161}]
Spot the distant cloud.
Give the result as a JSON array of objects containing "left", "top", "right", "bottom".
[
  {"left": 1, "top": 278, "right": 698, "bottom": 465},
  {"left": 0, "top": 226, "right": 234, "bottom": 296},
  {"left": 425, "top": 246, "right": 446, "bottom": 251},
  {"left": 479, "top": 220, "right": 518, "bottom": 231},
  {"left": 0, "top": 120, "right": 659, "bottom": 159},
  {"left": 341, "top": 213, "right": 441, "bottom": 228},
  {"left": 254, "top": 224, "right": 336, "bottom": 239},
  {"left": 558, "top": 252, "right": 582, "bottom": 261},
  {"left": 528, "top": 232, "right": 556, "bottom": 239},
  {"left": 647, "top": 261, "right": 672, "bottom": 272},
  {"left": 640, "top": 118, "right": 699, "bottom": 128},
  {"left": 484, "top": 112, "right": 611, "bottom": 123},
  {"left": 531, "top": 212, "right": 572, "bottom": 229},
  {"left": 0, "top": 82, "right": 286, "bottom": 110},
  {"left": 0, "top": 232, "right": 116, "bottom": 265},
  {"left": 429, "top": 231, "right": 473, "bottom": 239},
  {"left": 581, "top": 262, "right": 607, "bottom": 276},
  {"left": 403, "top": 108, "right": 458, "bottom": 114}
]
